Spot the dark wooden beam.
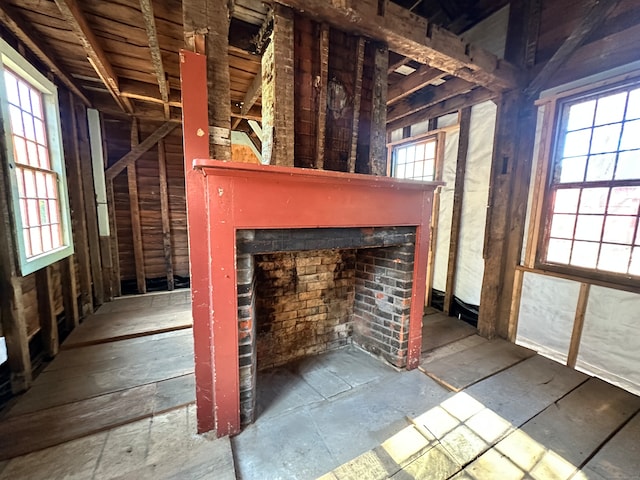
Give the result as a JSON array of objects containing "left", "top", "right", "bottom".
[
  {"left": 387, "top": 64, "right": 446, "bottom": 104},
  {"left": 105, "top": 122, "right": 178, "bottom": 181},
  {"left": 60, "top": 256, "right": 80, "bottom": 329},
  {"left": 315, "top": 23, "right": 329, "bottom": 169},
  {"left": 348, "top": 37, "right": 366, "bottom": 173},
  {"left": 54, "top": 0, "right": 134, "bottom": 114},
  {"left": 443, "top": 107, "right": 471, "bottom": 315},
  {"left": 128, "top": 119, "right": 146, "bottom": 294},
  {"left": 387, "top": 52, "right": 411, "bottom": 74},
  {"left": 387, "top": 77, "right": 475, "bottom": 124},
  {"left": 36, "top": 266, "right": 59, "bottom": 357},
  {"left": 370, "top": 43, "right": 389, "bottom": 176},
  {"left": 139, "top": 0, "right": 170, "bottom": 118},
  {"left": 158, "top": 138, "right": 174, "bottom": 290},
  {"left": 273, "top": 0, "right": 521, "bottom": 91},
  {"left": 0, "top": 3, "right": 91, "bottom": 106},
  {"left": 387, "top": 86, "right": 496, "bottom": 132},
  {"left": 241, "top": 64, "right": 262, "bottom": 116},
  {"left": 526, "top": 0, "right": 621, "bottom": 96}
]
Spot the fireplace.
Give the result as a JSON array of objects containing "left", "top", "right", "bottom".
[{"left": 181, "top": 50, "right": 440, "bottom": 436}]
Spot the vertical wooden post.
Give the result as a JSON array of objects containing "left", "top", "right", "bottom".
[
  {"left": 158, "top": 138, "right": 175, "bottom": 290},
  {"left": 0, "top": 116, "right": 31, "bottom": 392},
  {"left": 315, "top": 23, "right": 329, "bottom": 169},
  {"left": 369, "top": 43, "right": 388, "bottom": 176},
  {"left": 36, "top": 265, "right": 59, "bottom": 357},
  {"left": 567, "top": 283, "right": 590, "bottom": 368},
  {"left": 348, "top": 37, "right": 366, "bottom": 173},
  {"left": 60, "top": 255, "right": 79, "bottom": 329},
  {"left": 425, "top": 132, "right": 446, "bottom": 307},
  {"left": 443, "top": 107, "right": 472, "bottom": 314},
  {"left": 74, "top": 101, "right": 104, "bottom": 307},
  {"left": 64, "top": 93, "right": 93, "bottom": 316},
  {"left": 129, "top": 119, "right": 146, "bottom": 294}
]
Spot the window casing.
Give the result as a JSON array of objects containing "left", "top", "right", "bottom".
[
  {"left": 390, "top": 135, "right": 438, "bottom": 181},
  {"left": 0, "top": 39, "right": 73, "bottom": 275},
  {"left": 540, "top": 79, "right": 640, "bottom": 281}
]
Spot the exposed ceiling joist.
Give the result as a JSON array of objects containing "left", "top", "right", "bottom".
[
  {"left": 387, "top": 76, "right": 475, "bottom": 123},
  {"left": 139, "top": 0, "right": 170, "bottom": 119},
  {"left": 387, "top": 64, "right": 446, "bottom": 104},
  {"left": 0, "top": 3, "right": 91, "bottom": 107},
  {"left": 273, "top": 0, "right": 521, "bottom": 92},
  {"left": 526, "top": 0, "right": 622, "bottom": 96},
  {"left": 241, "top": 64, "right": 262, "bottom": 116},
  {"left": 54, "top": 0, "right": 134, "bottom": 114}
]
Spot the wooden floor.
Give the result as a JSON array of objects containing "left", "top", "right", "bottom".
[{"left": 1, "top": 297, "right": 639, "bottom": 479}]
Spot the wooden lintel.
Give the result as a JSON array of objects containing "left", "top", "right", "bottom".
[
  {"left": 387, "top": 77, "right": 475, "bottom": 124},
  {"left": 128, "top": 119, "right": 146, "bottom": 294},
  {"left": 387, "top": 87, "right": 496, "bottom": 132},
  {"left": 315, "top": 23, "right": 329, "bottom": 169},
  {"left": 158, "top": 139, "right": 174, "bottom": 290},
  {"left": 526, "top": 0, "right": 622, "bottom": 96},
  {"left": 387, "top": 64, "right": 447, "bottom": 104},
  {"left": 105, "top": 122, "right": 178, "bottom": 181},
  {"left": 348, "top": 37, "right": 366, "bottom": 173},
  {"left": 241, "top": 64, "right": 262, "bottom": 116},
  {"left": 54, "top": 0, "right": 133, "bottom": 114},
  {"left": 36, "top": 266, "right": 59, "bottom": 358},
  {"left": 443, "top": 107, "right": 471, "bottom": 315},
  {"left": 139, "top": 0, "right": 170, "bottom": 109},
  {"left": 273, "top": 0, "right": 521, "bottom": 91},
  {"left": 0, "top": 3, "right": 91, "bottom": 107}
]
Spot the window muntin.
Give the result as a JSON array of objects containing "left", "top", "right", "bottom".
[
  {"left": 0, "top": 39, "right": 73, "bottom": 275},
  {"left": 544, "top": 82, "right": 640, "bottom": 277},
  {"left": 391, "top": 136, "right": 437, "bottom": 181}
]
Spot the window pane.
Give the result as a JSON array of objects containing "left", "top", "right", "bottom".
[
  {"left": 52, "top": 225, "right": 61, "bottom": 249},
  {"left": 35, "top": 171, "right": 47, "bottom": 198},
  {"left": 608, "top": 186, "right": 640, "bottom": 215},
  {"left": 423, "top": 160, "right": 434, "bottom": 178},
  {"left": 570, "top": 241, "right": 599, "bottom": 269},
  {"left": 594, "top": 92, "right": 627, "bottom": 126},
  {"left": 13, "top": 137, "right": 28, "bottom": 165},
  {"left": 554, "top": 188, "right": 580, "bottom": 213},
  {"left": 550, "top": 213, "right": 576, "bottom": 239},
  {"left": 49, "top": 199, "right": 59, "bottom": 223},
  {"left": 413, "top": 161, "right": 424, "bottom": 178},
  {"left": 22, "top": 111, "right": 35, "bottom": 140},
  {"left": 24, "top": 169, "right": 36, "bottom": 197},
  {"left": 9, "top": 105, "right": 24, "bottom": 136},
  {"left": 30, "top": 227, "right": 43, "bottom": 256},
  {"left": 603, "top": 215, "right": 636, "bottom": 244},
  {"left": 42, "top": 225, "right": 52, "bottom": 252},
  {"left": 558, "top": 156, "right": 587, "bottom": 183},
  {"left": 30, "top": 89, "right": 43, "bottom": 119},
  {"left": 414, "top": 142, "right": 425, "bottom": 161},
  {"left": 395, "top": 163, "right": 406, "bottom": 178},
  {"left": 585, "top": 153, "right": 616, "bottom": 181},
  {"left": 620, "top": 119, "right": 640, "bottom": 151},
  {"left": 575, "top": 214, "right": 604, "bottom": 241},
  {"left": 598, "top": 243, "right": 631, "bottom": 273},
  {"left": 579, "top": 188, "right": 609, "bottom": 214},
  {"left": 4, "top": 71, "right": 20, "bottom": 105},
  {"left": 26, "top": 141, "right": 39, "bottom": 167},
  {"left": 38, "top": 145, "right": 50, "bottom": 169},
  {"left": 547, "top": 238, "right": 572, "bottom": 264},
  {"left": 567, "top": 100, "right": 595, "bottom": 131},
  {"left": 626, "top": 89, "right": 640, "bottom": 120},
  {"left": 424, "top": 141, "right": 436, "bottom": 159},
  {"left": 18, "top": 81, "right": 31, "bottom": 112},
  {"left": 564, "top": 129, "right": 591, "bottom": 157},
  {"left": 27, "top": 198, "right": 39, "bottom": 226},
  {"left": 590, "top": 123, "right": 622, "bottom": 154},
  {"left": 397, "top": 148, "right": 406, "bottom": 165},
  {"left": 15, "top": 168, "right": 24, "bottom": 197},
  {"left": 405, "top": 145, "right": 415, "bottom": 163},
  {"left": 34, "top": 118, "right": 46, "bottom": 145},
  {"left": 615, "top": 150, "right": 640, "bottom": 179}
]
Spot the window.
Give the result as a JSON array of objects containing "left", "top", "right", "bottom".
[
  {"left": 0, "top": 39, "right": 73, "bottom": 275},
  {"left": 391, "top": 136, "right": 438, "bottom": 181},
  {"left": 542, "top": 80, "right": 640, "bottom": 279}
]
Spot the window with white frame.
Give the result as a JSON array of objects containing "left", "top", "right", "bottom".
[
  {"left": 391, "top": 135, "right": 438, "bottom": 181},
  {"left": 542, "top": 80, "right": 640, "bottom": 279},
  {"left": 0, "top": 39, "right": 73, "bottom": 275}
]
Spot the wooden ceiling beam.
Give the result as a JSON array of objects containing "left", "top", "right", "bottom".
[
  {"left": 139, "top": 0, "right": 170, "bottom": 119},
  {"left": 387, "top": 64, "right": 446, "bottom": 104},
  {"left": 0, "top": 3, "right": 91, "bottom": 106},
  {"left": 240, "top": 64, "right": 262, "bottom": 116},
  {"left": 232, "top": 104, "right": 262, "bottom": 121},
  {"left": 387, "top": 87, "right": 496, "bottom": 132},
  {"left": 54, "top": 0, "right": 134, "bottom": 114},
  {"left": 273, "top": 0, "right": 521, "bottom": 91},
  {"left": 387, "top": 76, "right": 475, "bottom": 123}
]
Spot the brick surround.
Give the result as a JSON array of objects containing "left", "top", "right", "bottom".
[{"left": 236, "top": 227, "right": 416, "bottom": 424}]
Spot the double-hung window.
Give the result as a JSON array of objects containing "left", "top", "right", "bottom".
[
  {"left": 542, "top": 79, "right": 640, "bottom": 280},
  {"left": 0, "top": 39, "right": 73, "bottom": 275},
  {"left": 390, "top": 135, "right": 438, "bottom": 181}
]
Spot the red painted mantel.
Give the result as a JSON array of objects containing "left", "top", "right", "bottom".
[{"left": 180, "top": 49, "right": 441, "bottom": 437}]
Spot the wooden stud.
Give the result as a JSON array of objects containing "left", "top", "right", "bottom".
[
  {"left": 106, "top": 181, "right": 121, "bottom": 297},
  {"left": 158, "top": 139, "right": 175, "bottom": 290},
  {"left": 567, "top": 283, "right": 591, "bottom": 368},
  {"left": 507, "top": 267, "right": 525, "bottom": 342},
  {"left": 443, "top": 107, "right": 471, "bottom": 315},
  {"left": 425, "top": 131, "right": 446, "bottom": 307},
  {"left": 64, "top": 93, "right": 93, "bottom": 316},
  {"left": 59, "top": 255, "right": 80, "bottom": 329},
  {"left": 36, "top": 266, "right": 59, "bottom": 357},
  {"left": 315, "top": 23, "right": 329, "bottom": 169},
  {"left": 105, "top": 122, "right": 178, "bottom": 181},
  {"left": 128, "top": 119, "right": 146, "bottom": 295},
  {"left": 387, "top": 65, "right": 446, "bottom": 105},
  {"left": 370, "top": 43, "right": 389, "bottom": 176},
  {"left": 75, "top": 101, "right": 105, "bottom": 307},
  {"left": 348, "top": 37, "right": 366, "bottom": 173}
]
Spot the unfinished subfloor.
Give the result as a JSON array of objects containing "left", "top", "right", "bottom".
[{"left": 0, "top": 294, "right": 639, "bottom": 479}]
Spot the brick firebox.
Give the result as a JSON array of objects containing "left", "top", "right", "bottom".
[{"left": 236, "top": 228, "right": 417, "bottom": 424}]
